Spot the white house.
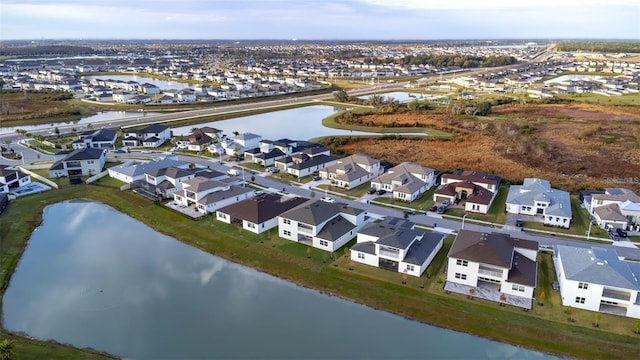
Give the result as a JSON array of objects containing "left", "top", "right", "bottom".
[
  {"left": 553, "top": 245, "right": 640, "bottom": 319},
  {"left": 139, "top": 166, "right": 200, "bottom": 199},
  {"left": 71, "top": 128, "right": 118, "bottom": 150},
  {"left": 220, "top": 132, "right": 262, "bottom": 156},
  {"left": 445, "top": 230, "right": 538, "bottom": 309},
  {"left": 350, "top": 217, "right": 444, "bottom": 277},
  {"left": 278, "top": 200, "right": 368, "bottom": 252},
  {"left": 216, "top": 194, "right": 307, "bottom": 234},
  {"left": 585, "top": 188, "right": 640, "bottom": 231},
  {"left": 371, "top": 162, "right": 436, "bottom": 203},
  {"left": 505, "top": 178, "right": 572, "bottom": 228},
  {"left": 434, "top": 170, "right": 501, "bottom": 214},
  {"left": 173, "top": 177, "right": 254, "bottom": 215},
  {"left": 319, "top": 154, "right": 382, "bottom": 190},
  {"left": 122, "top": 124, "right": 171, "bottom": 148},
  {"left": 0, "top": 165, "right": 31, "bottom": 193},
  {"left": 49, "top": 148, "right": 107, "bottom": 178},
  {"left": 275, "top": 147, "right": 337, "bottom": 178},
  {"left": 108, "top": 155, "right": 189, "bottom": 184}
]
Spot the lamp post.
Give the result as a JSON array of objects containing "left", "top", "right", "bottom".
[
  {"left": 462, "top": 213, "right": 468, "bottom": 229},
  {"left": 586, "top": 220, "right": 592, "bottom": 241},
  {"left": 20, "top": 152, "right": 25, "bottom": 165}
]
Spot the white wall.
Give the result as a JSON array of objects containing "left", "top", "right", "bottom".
[
  {"left": 544, "top": 215, "right": 571, "bottom": 228},
  {"left": 244, "top": 217, "right": 278, "bottom": 234},
  {"left": 446, "top": 257, "right": 479, "bottom": 287},
  {"left": 216, "top": 211, "right": 232, "bottom": 224},
  {"left": 351, "top": 250, "right": 378, "bottom": 267},
  {"left": 465, "top": 202, "right": 489, "bottom": 214}
]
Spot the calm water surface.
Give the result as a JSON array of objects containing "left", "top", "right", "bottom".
[
  {"left": 0, "top": 111, "right": 159, "bottom": 134},
  {"left": 172, "top": 105, "right": 426, "bottom": 139},
  {"left": 3, "top": 201, "right": 555, "bottom": 359}
]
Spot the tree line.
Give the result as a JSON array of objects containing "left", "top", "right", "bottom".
[
  {"left": 0, "top": 45, "right": 95, "bottom": 57},
  {"left": 364, "top": 55, "right": 517, "bottom": 68},
  {"left": 556, "top": 42, "right": 640, "bottom": 54}
]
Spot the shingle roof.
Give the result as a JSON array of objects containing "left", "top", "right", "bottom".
[
  {"left": 403, "top": 232, "right": 445, "bottom": 266},
  {"left": 280, "top": 200, "right": 363, "bottom": 226},
  {"left": 593, "top": 203, "right": 627, "bottom": 222},
  {"left": 316, "top": 215, "right": 357, "bottom": 241},
  {"left": 217, "top": 194, "right": 307, "bottom": 224},
  {"left": 448, "top": 230, "right": 537, "bottom": 268}
]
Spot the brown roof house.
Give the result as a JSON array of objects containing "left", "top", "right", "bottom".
[
  {"left": 216, "top": 194, "right": 307, "bottom": 234},
  {"left": 433, "top": 170, "right": 501, "bottom": 214},
  {"left": 445, "top": 229, "right": 538, "bottom": 309}
]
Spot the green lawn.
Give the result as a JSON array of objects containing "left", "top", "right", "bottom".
[
  {"left": 628, "top": 236, "right": 640, "bottom": 243},
  {"left": 2, "top": 185, "right": 640, "bottom": 359},
  {"left": 372, "top": 186, "right": 436, "bottom": 212},
  {"left": 557, "top": 93, "right": 640, "bottom": 106},
  {"left": 316, "top": 181, "right": 373, "bottom": 198}
]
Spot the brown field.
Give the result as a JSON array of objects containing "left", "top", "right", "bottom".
[
  {"left": 0, "top": 91, "right": 94, "bottom": 127},
  {"left": 328, "top": 103, "right": 640, "bottom": 192}
]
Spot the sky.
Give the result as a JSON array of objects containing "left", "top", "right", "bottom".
[{"left": 1, "top": 0, "right": 639, "bottom": 40}]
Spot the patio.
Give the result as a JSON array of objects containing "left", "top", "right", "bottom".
[
  {"left": 165, "top": 201, "right": 206, "bottom": 218},
  {"left": 444, "top": 281, "right": 533, "bottom": 310}
]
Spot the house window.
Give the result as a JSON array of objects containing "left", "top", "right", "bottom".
[
  {"left": 87, "top": 160, "right": 94, "bottom": 164},
  {"left": 578, "top": 282, "right": 588, "bottom": 290},
  {"left": 357, "top": 253, "right": 365, "bottom": 259},
  {"left": 319, "top": 240, "right": 328, "bottom": 246},
  {"left": 406, "top": 265, "right": 415, "bottom": 272},
  {"left": 512, "top": 284, "right": 525, "bottom": 292},
  {"left": 283, "top": 219, "right": 291, "bottom": 225},
  {"left": 575, "top": 297, "right": 586, "bottom": 304},
  {"left": 247, "top": 223, "right": 255, "bottom": 229},
  {"left": 455, "top": 273, "right": 467, "bottom": 280},
  {"left": 283, "top": 230, "right": 291, "bottom": 236},
  {"left": 217, "top": 213, "right": 226, "bottom": 219},
  {"left": 456, "top": 259, "right": 468, "bottom": 267}
]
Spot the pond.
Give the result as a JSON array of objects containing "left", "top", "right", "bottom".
[
  {"left": 83, "top": 75, "right": 192, "bottom": 90},
  {"left": 171, "top": 105, "right": 426, "bottom": 140},
  {"left": 2, "top": 201, "right": 555, "bottom": 360},
  {"left": 357, "top": 91, "right": 428, "bottom": 102},
  {"left": 544, "top": 75, "right": 602, "bottom": 85},
  {"left": 0, "top": 111, "right": 159, "bottom": 134}
]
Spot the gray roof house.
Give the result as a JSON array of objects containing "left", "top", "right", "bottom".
[
  {"left": 49, "top": 148, "right": 107, "bottom": 178},
  {"left": 278, "top": 199, "right": 368, "bottom": 252},
  {"left": 506, "top": 178, "right": 572, "bottom": 228},
  {"left": 586, "top": 188, "right": 640, "bottom": 231},
  {"left": 371, "top": 162, "right": 436, "bottom": 203},
  {"left": 72, "top": 128, "right": 118, "bottom": 150},
  {"left": 350, "top": 216, "right": 444, "bottom": 277},
  {"left": 107, "top": 155, "right": 188, "bottom": 183},
  {"left": 553, "top": 245, "right": 640, "bottom": 319}
]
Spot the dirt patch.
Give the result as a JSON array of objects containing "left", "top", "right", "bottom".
[{"left": 325, "top": 103, "right": 640, "bottom": 192}]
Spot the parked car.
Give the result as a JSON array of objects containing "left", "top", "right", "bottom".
[
  {"left": 611, "top": 232, "right": 621, "bottom": 241},
  {"left": 368, "top": 188, "right": 377, "bottom": 195},
  {"left": 436, "top": 205, "right": 446, "bottom": 214},
  {"left": 320, "top": 196, "right": 335, "bottom": 203},
  {"left": 377, "top": 189, "right": 386, "bottom": 195},
  {"left": 429, "top": 205, "right": 438, "bottom": 212},
  {"left": 616, "top": 228, "right": 628, "bottom": 238},
  {"left": 441, "top": 200, "right": 450, "bottom": 207},
  {"left": 312, "top": 176, "right": 322, "bottom": 181},
  {"left": 404, "top": 209, "right": 416, "bottom": 215},
  {"left": 515, "top": 219, "right": 524, "bottom": 227},
  {"left": 267, "top": 167, "right": 280, "bottom": 173}
]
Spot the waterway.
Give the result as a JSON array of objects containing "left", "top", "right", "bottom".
[
  {"left": 544, "top": 74, "right": 602, "bottom": 85},
  {"left": 2, "top": 201, "right": 554, "bottom": 359},
  {"left": 358, "top": 91, "right": 428, "bottom": 102},
  {"left": 0, "top": 111, "right": 159, "bottom": 134},
  {"left": 171, "top": 105, "right": 426, "bottom": 139},
  {"left": 83, "top": 75, "right": 192, "bottom": 90}
]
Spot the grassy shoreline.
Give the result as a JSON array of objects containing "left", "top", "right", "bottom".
[{"left": 1, "top": 185, "right": 640, "bottom": 359}]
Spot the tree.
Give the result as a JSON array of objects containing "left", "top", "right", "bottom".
[
  {"left": 593, "top": 313, "right": 601, "bottom": 328},
  {"left": 0, "top": 339, "right": 15, "bottom": 360},
  {"left": 499, "top": 293, "right": 507, "bottom": 307},
  {"left": 538, "top": 291, "right": 546, "bottom": 306},
  {"left": 306, "top": 246, "right": 311, "bottom": 259},
  {"left": 54, "top": 127, "right": 60, "bottom": 135},
  {"left": 232, "top": 131, "right": 240, "bottom": 136},
  {"left": 333, "top": 89, "right": 349, "bottom": 103}
]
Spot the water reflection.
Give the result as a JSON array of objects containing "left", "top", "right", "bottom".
[{"left": 3, "top": 201, "right": 555, "bottom": 359}]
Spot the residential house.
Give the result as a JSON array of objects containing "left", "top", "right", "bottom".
[
  {"left": 319, "top": 154, "right": 382, "bottom": 190},
  {"left": 275, "top": 146, "right": 337, "bottom": 178},
  {"left": 506, "top": 178, "right": 572, "bottom": 228},
  {"left": 49, "top": 148, "right": 107, "bottom": 178},
  {"left": 137, "top": 166, "right": 200, "bottom": 199},
  {"left": 220, "top": 132, "right": 262, "bottom": 156},
  {"left": 0, "top": 165, "right": 31, "bottom": 193},
  {"left": 434, "top": 170, "right": 501, "bottom": 214},
  {"left": 553, "top": 245, "right": 640, "bottom": 319},
  {"left": 122, "top": 124, "right": 171, "bottom": 148},
  {"left": 350, "top": 217, "right": 444, "bottom": 277},
  {"left": 584, "top": 188, "right": 640, "bottom": 231},
  {"left": 176, "top": 129, "right": 215, "bottom": 152},
  {"left": 278, "top": 200, "right": 368, "bottom": 252},
  {"left": 140, "top": 83, "right": 161, "bottom": 94},
  {"left": 445, "top": 230, "right": 538, "bottom": 309},
  {"left": 371, "top": 162, "right": 436, "bottom": 203},
  {"left": 244, "top": 138, "right": 297, "bottom": 166},
  {"left": 216, "top": 194, "right": 307, "bottom": 234},
  {"left": 108, "top": 155, "right": 188, "bottom": 184},
  {"left": 173, "top": 177, "right": 254, "bottom": 214},
  {"left": 71, "top": 128, "right": 118, "bottom": 150}
]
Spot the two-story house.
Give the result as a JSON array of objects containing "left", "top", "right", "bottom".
[
  {"left": 278, "top": 200, "right": 368, "bottom": 252},
  {"left": 434, "top": 170, "right": 501, "bottom": 214},
  {"left": 445, "top": 230, "right": 538, "bottom": 309},
  {"left": 122, "top": 124, "right": 171, "bottom": 148},
  {"left": 0, "top": 165, "right": 31, "bottom": 193},
  {"left": 49, "top": 148, "right": 107, "bottom": 178},
  {"left": 506, "top": 178, "right": 572, "bottom": 228},
  {"left": 350, "top": 217, "right": 444, "bottom": 277},
  {"left": 274, "top": 146, "right": 337, "bottom": 178},
  {"left": 319, "top": 154, "right": 382, "bottom": 190},
  {"left": 371, "top": 162, "right": 436, "bottom": 203},
  {"left": 173, "top": 177, "right": 254, "bottom": 215},
  {"left": 71, "top": 128, "right": 118, "bottom": 150},
  {"left": 554, "top": 245, "right": 640, "bottom": 319},
  {"left": 583, "top": 188, "right": 640, "bottom": 231}
]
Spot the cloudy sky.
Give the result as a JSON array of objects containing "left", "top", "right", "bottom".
[{"left": 1, "top": 0, "right": 638, "bottom": 40}]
